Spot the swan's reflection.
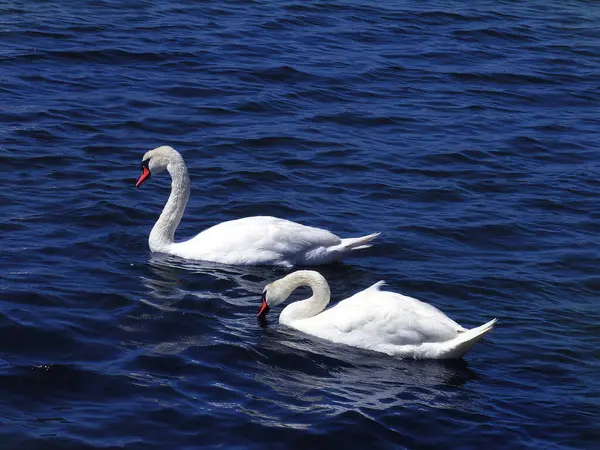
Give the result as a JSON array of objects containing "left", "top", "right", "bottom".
[
  {"left": 139, "top": 253, "right": 382, "bottom": 309},
  {"left": 252, "top": 327, "right": 478, "bottom": 414},
  {"left": 146, "top": 253, "right": 284, "bottom": 286},
  {"left": 138, "top": 253, "right": 286, "bottom": 309}
]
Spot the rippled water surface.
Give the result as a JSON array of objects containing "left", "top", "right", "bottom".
[{"left": 2, "top": 0, "right": 600, "bottom": 448}]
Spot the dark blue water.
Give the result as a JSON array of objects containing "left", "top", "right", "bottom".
[{"left": 2, "top": 0, "right": 600, "bottom": 448}]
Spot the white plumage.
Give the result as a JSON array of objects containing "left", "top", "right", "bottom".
[
  {"left": 136, "top": 146, "right": 379, "bottom": 266},
  {"left": 259, "top": 271, "right": 497, "bottom": 359}
]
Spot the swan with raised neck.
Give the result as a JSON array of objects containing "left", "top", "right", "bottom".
[
  {"left": 135, "top": 146, "right": 380, "bottom": 266},
  {"left": 137, "top": 145, "right": 190, "bottom": 252}
]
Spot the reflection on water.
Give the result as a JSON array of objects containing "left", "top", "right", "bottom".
[
  {"left": 250, "top": 354, "right": 479, "bottom": 429},
  {"left": 142, "top": 253, "right": 286, "bottom": 305},
  {"left": 253, "top": 326, "right": 479, "bottom": 419},
  {"left": 141, "top": 253, "right": 378, "bottom": 308}
]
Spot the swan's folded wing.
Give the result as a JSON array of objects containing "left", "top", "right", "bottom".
[
  {"left": 261, "top": 217, "right": 341, "bottom": 255},
  {"left": 180, "top": 216, "right": 340, "bottom": 263},
  {"left": 314, "top": 291, "right": 461, "bottom": 347},
  {"left": 346, "top": 288, "right": 463, "bottom": 331}
]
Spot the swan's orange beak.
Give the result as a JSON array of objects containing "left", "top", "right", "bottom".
[
  {"left": 258, "top": 294, "right": 270, "bottom": 318},
  {"left": 136, "top": 166, "right": 151, "bottom": 188}
]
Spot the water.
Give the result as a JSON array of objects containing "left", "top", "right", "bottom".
[{"left": 1, "top": 0, "right": 599, "bottom": 448}]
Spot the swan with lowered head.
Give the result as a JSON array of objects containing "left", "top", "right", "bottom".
[
  {"left": 135, "top": 146, "right": 379, "bottom": 266},
  {"left": 257, "top": 270, "right": 497, "bottom": 359}
]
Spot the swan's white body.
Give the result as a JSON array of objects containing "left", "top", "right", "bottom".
[
  {"left": 260, "top": 271, "right": 497, "bottom": 359},
  {"left": 137, "top": 146, "right": 379, "bottom": 266}
]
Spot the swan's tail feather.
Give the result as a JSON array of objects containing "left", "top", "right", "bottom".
[
  {"left": 304, "top": 232, "right": 380, "bottom": 265},
  {"left": 341, "top": 232, "right": 380, "bottom": 251},
  {"left": 367, "top": 280, "right": 387, "bottom": 291},
  {"left": 298, "top": 232, "right": 380, "bottom": 265},
  {"left": 441, "top": 318, "right": 497, "bottom": 359}
]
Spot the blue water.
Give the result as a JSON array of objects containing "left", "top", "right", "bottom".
[{"left": 2, "top": 0, "right": 599, "bottom": 448}]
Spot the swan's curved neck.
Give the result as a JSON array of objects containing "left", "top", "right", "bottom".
[
  {"left": 279, "top": 271, "right": 331, "bottom": 324},
  {"left": 149, "top": 155, "right": 190, "bottom": 252}
]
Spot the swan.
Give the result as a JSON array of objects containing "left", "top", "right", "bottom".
[
  {"left": 257, "top": 270, "right": 497, "bottom": 359},
  {"left": 135, "top": 146, "right": 380, "bottom": 266}
]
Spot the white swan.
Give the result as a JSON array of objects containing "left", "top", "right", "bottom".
[
  {"left": 257, "top": 271, "right": 497, "bottom": 359},
  {"left": 136, "top": 146, "right": 379, "bottom": 266}
]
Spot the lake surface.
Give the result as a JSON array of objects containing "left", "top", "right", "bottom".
[{"left": 1, "top": 0, "right": 599, "bottom": 448}]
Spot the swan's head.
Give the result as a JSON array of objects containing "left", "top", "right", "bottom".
[
  {"left": 257, "top": 279, "right": 292, "bottom": 319},
  {"left": 136, "top": 146, "right": 179, "bottom": 188}
]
